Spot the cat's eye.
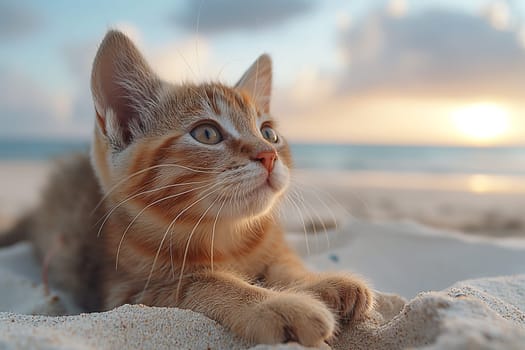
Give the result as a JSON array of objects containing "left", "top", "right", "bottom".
[
  {"left": 261, "top": 126, "right": 278, "bottom": 143},
  {"left": 190, "top": 123, "right": 223, "bottom": 145}
]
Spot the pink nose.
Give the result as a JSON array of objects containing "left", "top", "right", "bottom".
[{"left": 253, "top": 150, "right": 277, "bottom": 173}]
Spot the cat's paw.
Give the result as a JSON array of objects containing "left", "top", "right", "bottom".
[
  {"left": 305, "top": 274, "right": 374, "bottom": 323},
  {"left": 245, "top": 293, "right": 335, "bottom": 347}
]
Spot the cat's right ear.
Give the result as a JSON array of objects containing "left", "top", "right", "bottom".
[
  {"left": 235, "top": 54, "right": 272, "bottom": 114},
  {"left": 91, "top": 30, "right": 161, "bottom": 150}
]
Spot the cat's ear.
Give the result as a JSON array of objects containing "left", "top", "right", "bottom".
[
  {"left": 91, "top": 30, "right": 161, "bottom": 150},
  {"left": 235, "top": 54, "right": 272, "bottom": 114}
]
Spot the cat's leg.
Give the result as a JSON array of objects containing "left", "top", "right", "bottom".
[
  {"left": 264, "top": 250, "right": 374, "bottom": 323},
  {"left": 176, "top": 270, "right": 335, "bottom": 347}
]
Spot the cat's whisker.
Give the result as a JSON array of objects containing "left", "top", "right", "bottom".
[
  {"left": 141, "top": 183, "right": 225, "bottom": 297},
  {"left": 230, "top": 183, "right": 242, "bottom": 215},
  {"left": 215, "top": 62, "right": 229, "bottom": 81},
  {"left": 91, "top": 163, "right": 224, "bottom": 216},
  {"left": 290, "top": 189, "right": 319, "bottom": 245},
  {"left": 210, "top": 197, "right": 227, "bottom": 273},
  {"left": 290, "top": 189, "right": 319, "bottom": 246},
  {"left": 283, "top": 193, "right": 310, "bottom": 255},
  {"left": 295, "top": 174, "right": 371, "bottom": 219},
  {"left": 114, "top": 181, "right": 217, "bottom": 269},
  {"left": 295, "top": 183, "right": 340, "bottom": 235},
  {"left": 194, "top": 0, "right": 204, "bottom": 77},
  {"left": 176, "top": 195, "right": 221, "bottom": 301},
  {"left": 169, "top": 230, "right": 175, "bottom": 280},
  {"left": 96, "top": 180, "right": 212, "bottom": 236},
  {"left": 176, "top": 49, "right": 198, "bottom": 81},
  {"left": 291, "top": 175, "right": 362, "bottom": 232},
  {"left": 292, "top": 187, "right": 330, "bottom": 249},
  {"left": 163, "top": 184, "right": 225, "bottom": 281}
]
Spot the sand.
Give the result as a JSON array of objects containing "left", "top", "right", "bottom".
[
  {"left": 1, "top": 161, "right": 525, "bottom": 349},
  {"left": 288, "top": 170, "right": 525, "bottom": 238},
  {"left": 0, "top": 240, "right": 524, "bottom": 349}
]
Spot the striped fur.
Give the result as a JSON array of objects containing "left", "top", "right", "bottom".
[{"left": 3, "top": 30, "right": 373, "bottom": 347}]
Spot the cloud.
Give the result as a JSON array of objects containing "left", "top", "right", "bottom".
[
  {"left": 172, "top": 0, "right": 313, "bottom": 34},
  {"left": 482, "top": 0, "right": 511, "bottom": 30},
  {"left": 337, "top": 9, "right": 525, "bottom": 99},
  {"left": 387, "top": 0, "right": 408, "bottom": 18},
  {"left": 0, "top": 3, "right": 43, "bottom": 41},
  {"left": 0, "top": 67, "right": 90, "bottom": 138},
  {"left": 273, "top": 8, "right": 525, "bottom": 144}
]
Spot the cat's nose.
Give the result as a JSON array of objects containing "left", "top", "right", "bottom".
[{"left": 253, "top": 150, "right": 277, "bottom": 173}]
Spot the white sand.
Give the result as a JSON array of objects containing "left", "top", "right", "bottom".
[
  {"left": 0, "top": 241, "right": 524, "bottom": 349},
  {"left": 1, "top": 161, "right": 525, "bottom": 349},
  {"left": 289, "top": 221, "right": 525, "bottom": 298}
]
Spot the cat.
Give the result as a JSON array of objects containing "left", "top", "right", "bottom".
[{"left": 0, "top": 30, "right": 373, "bottom": 347}]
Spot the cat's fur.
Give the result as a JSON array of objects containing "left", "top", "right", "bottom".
[{"left": 0, "top": 31, "right": 373, "bottom": 346}]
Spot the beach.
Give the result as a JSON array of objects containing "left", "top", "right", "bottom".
[
  {"left": 3, "top": 0, "right": 525, "bottom": 347},
  {"left": 3, "top": 160, "right": 525, "bottom": 238},
  {"left": 0, "top": 159, "right": 524, "bottom": 349},
  {"left": 289, "top": 170, "right": 525, "bottom": 238}
]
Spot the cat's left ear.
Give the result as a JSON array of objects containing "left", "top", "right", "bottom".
[
  {"left": 91, "top": 30, "right": 161, "bottom": 150},
  {"left": 235, "top": 54, "right": 272, "bottom": 114}
]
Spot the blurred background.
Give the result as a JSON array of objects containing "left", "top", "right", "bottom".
[{"left": 1, "top": 0, "right": 525, "bottom": 237}]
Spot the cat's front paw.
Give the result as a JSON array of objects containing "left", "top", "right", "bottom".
[
  {"left": 306, "top": 274, "right": 374, "bottom": 323},
  {"left": 245, "top": 292, "right": 335, "bottom": 347}
]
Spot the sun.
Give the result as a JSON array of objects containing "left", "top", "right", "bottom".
[{"left": 450, "top": 103, "right": 510, "bottom": 144}]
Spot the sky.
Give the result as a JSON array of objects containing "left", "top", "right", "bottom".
[{"left": 1, "top": 0, "right": 525, "bottom": 146}]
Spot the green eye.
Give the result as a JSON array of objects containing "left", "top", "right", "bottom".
[
  {"left": 261, "top": 126, "right": 279, "bottom": 143},
  {"left": 190, "top": 123, "right": 223, "bottom": 144},
  {"left": 261, "top": 126, "right": 278, "bottom": 143}
]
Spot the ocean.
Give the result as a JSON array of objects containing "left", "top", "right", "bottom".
[
  {"left": 1, "top": 140, "right": 525, "bottom": 177},
  {"left": 290, "top": 144, "right": 525, "bottom": 176}
]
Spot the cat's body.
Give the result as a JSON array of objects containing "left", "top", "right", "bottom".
[{"left": 0, "top": 31, "right": 372, "bottom": 347}]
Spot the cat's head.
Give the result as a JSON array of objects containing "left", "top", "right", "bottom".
[{"left": 90, "top": 30, "right": 292, "bottom": 225}]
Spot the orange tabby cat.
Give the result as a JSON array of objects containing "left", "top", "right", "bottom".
[{"left": 0, "top": 30, "right": 373, "bottom": 347}]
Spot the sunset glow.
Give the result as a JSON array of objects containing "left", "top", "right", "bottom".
[
  {"left": 450, "top": 103, "right": 510, "bottom": 144},
  {"left": 2, "top": 2, "right": 525, "bottom": 146}
]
